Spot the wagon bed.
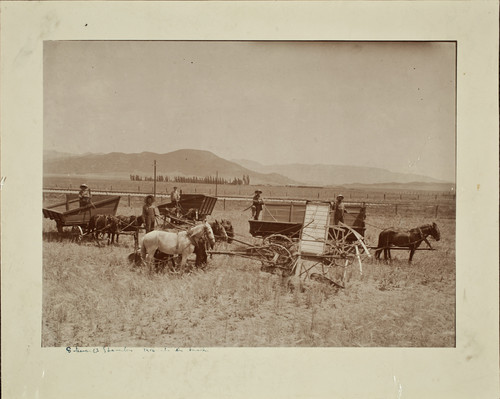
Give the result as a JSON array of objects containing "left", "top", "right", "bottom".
[
  {"left": 157, "top": 194, "right": 217, "bottom": 220},
  {"left": 43, "top": 195, "right": 121, "bottom": 233},
  {"left": 249, "top": 201, "right": 366, "bottom": 239}
]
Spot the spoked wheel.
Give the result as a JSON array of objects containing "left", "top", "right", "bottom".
[
  {"left": 257, "top": 243, "right": 296, "bottom": 276},
  {"left": 326, "top": 224, "right": 370, "bottom": 277},
  {"left": 263, "top": 234, "right": 297, "bottom": 252},
  {"left": 71, "top": 226, "right": 84, "bottom": 243},
  {"left": 327, "top": 226, "right": 358, "bottom": 257}
]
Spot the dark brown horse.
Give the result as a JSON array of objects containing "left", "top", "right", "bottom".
[
  {"left": 107, "top": 215, "right": 144, "bottom": 246},
  {"left": 374, "top": 222, "right": 440, "bottom": 263},
  {"left": 210, "top": 219, "right": 234, "bottom": 244},
  {"left": 87, "top": 215, "right": 113, "bottom": 240}
]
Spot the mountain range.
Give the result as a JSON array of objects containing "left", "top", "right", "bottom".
[
  {"left": 231, "top": 159, "right": 447, "bottom": 186},
  {"left": 44, "top": 149, "right": 451, "bottom": 188},
  {"left": 44, "top": 149, "right": 296, "bottom": 186}
]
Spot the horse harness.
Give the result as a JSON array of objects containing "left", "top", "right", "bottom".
[
  {"left": 184, "top": 225, "right": 208, "bottom": 249},
  {"left": 412, "top": 226, "right": 432, "bottom": 248}
]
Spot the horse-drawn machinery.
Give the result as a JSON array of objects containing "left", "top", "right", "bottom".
[
  {"left": 43, "top": 189, "right": 440, "bottom": 288},
  {"left": 209, "top": 200, "right": 371, "bottom": 288}
]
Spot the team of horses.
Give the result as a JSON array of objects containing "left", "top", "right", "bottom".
[
  {"left": 86, "top": 207, "right": 440, "bottom": 271},
  {"left": 87, "top": 213, "right": 234, "bottom": 273}
]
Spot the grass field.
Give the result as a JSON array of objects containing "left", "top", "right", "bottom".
[{"left": 42, "top": 194, "right": 455, "bottom": 347}]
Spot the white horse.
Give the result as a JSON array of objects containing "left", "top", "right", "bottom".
[{"left": 140, "top": 222, "right": 215, "bottom": 272}]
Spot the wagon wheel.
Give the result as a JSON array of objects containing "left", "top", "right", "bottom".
[
  {"left": 263, "top": 234, "right": 297, "bottom": 252},
  {"left": 71, "top": 226, "right": 84, "bottom": 243},
  {"left": 325, "top": 224, "right": 370, "bottom": 279},
  {"left": 257, "top": 244, "right": 296, "bottom": 276}
]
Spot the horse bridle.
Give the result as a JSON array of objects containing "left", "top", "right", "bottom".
[{"left": 416, "top": 225, "right": 433, "bottom": 248}]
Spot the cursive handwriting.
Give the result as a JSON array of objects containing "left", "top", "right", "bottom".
[{"left": 65, "top": 346, "right": 208, "bottom": 354}]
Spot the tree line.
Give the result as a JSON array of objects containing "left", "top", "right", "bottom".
[{"left": 129, "top": 174, "right": 251, "bottom": 185}]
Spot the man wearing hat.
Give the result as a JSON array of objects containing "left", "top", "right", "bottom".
[
  {"left": 333, "top": 194, "right": 348, "bottom": 225},
  {"left": 170, "top": 186, "right": 181, "bottom": 217},
  {"left": 78, "top": 184, "right": 92, "bottom": 207},
  {"left": 142, "top": 195, "right": 159, "bottom": 233},
  {"left": 252, "top": 190, "right": 264, "bottom": 220}
]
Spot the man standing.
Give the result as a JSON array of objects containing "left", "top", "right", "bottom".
[
  {"left": 333, "top": 194, "right": 348, "bottom": 225},
  {"left": 170, "top": 186, "right": 181, "bottom": 205},
  {"left": 252, "top": 190, "right": 264, "bottom": 220},
  {"left": 170, "top": 186, "right": 181, "bottom": 216},
  {"left": 142, "top": 195, "right": 159, "bottom": 233},
  {"left": 78, "top": 183, "right": 92, "bottom": 207}
]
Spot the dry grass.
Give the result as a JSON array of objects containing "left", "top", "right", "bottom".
[{"left": 42, "top": 195, "right": 455, "bottom": 347}]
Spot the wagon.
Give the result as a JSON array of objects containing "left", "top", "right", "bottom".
[
  {"left": 249, "top": 201, "right": 366, "bottom": 239},
  {"left": 157, "top": 194, "right": 218, "bottom": 223},
  {"left": 43, "top": 194, "right": 121, "bottom": 240},
  {"left": 210, "top": 200, "right": 370, "bottom": 288}
]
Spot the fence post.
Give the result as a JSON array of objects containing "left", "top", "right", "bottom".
[
  {"left": 435, "top": 205, "right": 439, "bottom": 218},
  {"left": 395, "top": 204, "right": 398, "bottom": 215},
  {"left": 384, "top": 193, "right": 386, "bottom": 200},
  {"left": 223, "top": 198, "right": 226, "bottom": 210},
  {"left": 128, "top": 195, "right": 131, "bottom": 207}
]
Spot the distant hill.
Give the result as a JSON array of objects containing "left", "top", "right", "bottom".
[
  {"left": 231, "top": 159, "right": 449, "bottom": 186},
  {"left": 43, "top": 149, "right": 298, "bottom": 186}
]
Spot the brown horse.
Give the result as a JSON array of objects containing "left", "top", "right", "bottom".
[
  {"left": 107, "top": 215, "right": 144, "bottom": 245},
  {"left": 374, "top": 222, "right": 440, "bottom": 263},
  {"left": 87, "top": 215, "right": 113, "bottom": 240},
  {"left": 210, "top": 219, "right": 234, "bottom": 244}
]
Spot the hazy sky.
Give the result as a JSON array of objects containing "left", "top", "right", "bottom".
[{"left": 44, "top": 41, "right": 456, "bottom": 181}]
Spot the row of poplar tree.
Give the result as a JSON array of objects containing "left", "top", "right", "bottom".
[{"left": 129, "top": 174, "right": 251, "bottom": 185}]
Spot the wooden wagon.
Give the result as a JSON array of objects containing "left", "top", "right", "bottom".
[
  {"left": 43, "top": 194, "right": 121, "bottom": 239},
  {"left": 157, "top": 194, "right": 218, "bottom": 223},
  {"left": 249, "top": 200, "right": 366, "bottom": 242}
]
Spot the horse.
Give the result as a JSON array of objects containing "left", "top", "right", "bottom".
[
  {"left": 107, "top": 215, "right": 144, "bottom": 246},
  {"left": 152, "top": 240, "right": 211, "bottom": 273},
  {"left": 374, "top": 222, "right": 440, "bottom": 263},
  {"left": 140, "top": 221, "right": 215, "bottom": 273},
  {"left": 220, "top": 219, "right": 234, "bottom": 244},
  {"left": 210, "top": 219, "right": 235, "bottom": 243},
  {"left": 87, "top": 215, "right": 113, "bottom": 240}
]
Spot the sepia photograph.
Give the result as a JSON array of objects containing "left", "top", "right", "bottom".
[
  {"left": 2, "top": 2, "right": 498, "bottom": 398},
  {"left": 42, "top": 40, "right": 456, "bottom": 348}
]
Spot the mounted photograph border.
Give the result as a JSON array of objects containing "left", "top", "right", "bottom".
[{"left": 1, "top": 1, "right": 498, "bottom": 398}]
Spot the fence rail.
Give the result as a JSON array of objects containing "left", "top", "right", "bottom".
[{"left": 43, "top": 188, "right": 455, "bottom": 219}]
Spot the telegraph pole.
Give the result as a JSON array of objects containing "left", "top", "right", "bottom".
[
  {"left": 153, "top": 160, "right": 157, "bottom": 199},
  {"left": 215, "top": 170, "right": 218, "bottom": 197}
]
